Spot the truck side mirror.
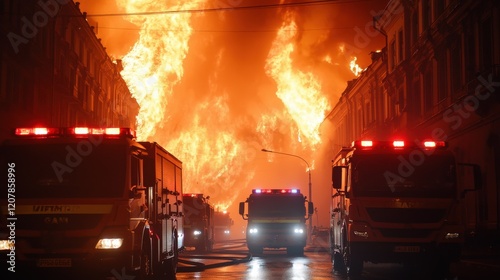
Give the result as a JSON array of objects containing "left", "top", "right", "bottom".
[
  {"left": 308, "top": 202, "right": 314, "bottom": 216},
  {"left": 332, "top": 166, "right": 343, "bottom": 189},
  {"left": 459, "top": 163, "right": 482, "bottom": 198},
  {"left": 239, "top": 202, "right": 245, "bottom": 217}
]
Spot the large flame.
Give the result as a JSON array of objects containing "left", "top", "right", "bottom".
[
  {"left": 118, "top": 0, "right": 205, "bottom": 140},
  {"left": 264, "top": 11, "right": 330, "bottom": 149},
  {"left": 349, "top": 56, "right": 364, "bottom": 76},
  {"left": 113, "top": 1, "right": 332, "bottom": 214}
]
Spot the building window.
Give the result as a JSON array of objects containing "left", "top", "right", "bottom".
[
  {"left": 421, "top": 0, "right": 431, "bottom": 31},
  {"left": 398, "top": 29, "right": 404, "bottom": 63},
  {"left": 450, "top": 39, "right": 463, "bottom": 97},
  {"left": 411, "top": 11, "right": 419, "bottom": 47},
  {"left": 390, "top": 39, "right": 396, "bottom": 71},
  {"left": 437, "top": 52, "right": 447, "bottom": 102},
  {"left": 423, "top": 68, "right": 433, "bottom": 113},
  {"left": 479, "top": 17, "right": 493, "bottom": 73},
  {"left": 434, "top": 0, "right": 445, "bottom": 21}
]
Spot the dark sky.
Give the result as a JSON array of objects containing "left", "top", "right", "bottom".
[{"left": 79, "top": 0, "right": 387, "bottom": 228}]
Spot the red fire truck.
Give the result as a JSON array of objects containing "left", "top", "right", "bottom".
[
  {"left": 239, "top": 189, "right": 313, "bottom": 256},
  {"left": 182, "top": 193, "right": 214, "bottom": 252},
  {"left": 214, "top": 210, "right": 233, "bottom": 241},
  {"left": 0, "top": 127, "right": 184, "bottom": 279},
  {"left": 331, "top": 139, "right": 481, "bottom": 277}
]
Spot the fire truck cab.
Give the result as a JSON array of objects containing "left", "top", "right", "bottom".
[
  {"left": 239, "top": 188, "right": 313, "bottom": 256},
  {"left": 0, "top": 127, "right": 183, "bottom": 279},
  {"left": 331, "top": 139, "right": 481, "bottom": 277},
  {"left": 182, "top": 193, "right": 215, "bottom": 252}
]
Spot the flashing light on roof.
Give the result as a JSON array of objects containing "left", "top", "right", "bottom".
[
  {"left": 423, "top": 141, "right": 447, "bottom": 148},
  {"left": 360, "top": 140, "right": 373, "bottom": 147},
  {"left": 15, "top": 127, "right": 58, "bottom": 136},
  {"left": 393, "top": 140, "right": 405, "bottom": 147},
  {"left": 252, "top": 189, "right": 300, "bottom": 194},
  {"left": 424, "top": 141, "right": 436, "bottom": 148},
  {"left": 15, "top": 127, "right": 134, "bottom": 138}
]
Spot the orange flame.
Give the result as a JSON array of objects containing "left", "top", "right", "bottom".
[
  {"left": 264, "top": 11, "right": 330, "bottom": 149},
  {"left": 349, "top": 56, "right": 364, "bottom": 76},
  {"left": 118, "top": 0, "right": 205, "bottom": 140}
]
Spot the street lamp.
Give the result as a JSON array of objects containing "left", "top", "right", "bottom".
[{"left": 261, "top": 148, "right": 313, "bottom": 242}]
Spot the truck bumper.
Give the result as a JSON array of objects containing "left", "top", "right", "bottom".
[
  {"left": 1, "top": 250, "right": 134, "bottom": 279},
  {"left": 247, "top": 233, "right": 306, "bottom": 249},
  {"left": 350, "top": 242, "right": 462, "bottom": 263}
]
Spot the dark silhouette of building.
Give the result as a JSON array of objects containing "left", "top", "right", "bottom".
[
  {"left": 0, "top": 0, "right": 138, "bottom": 140},
  {"left": 324, "top": 0, "right": 500, "bottom": 241}
]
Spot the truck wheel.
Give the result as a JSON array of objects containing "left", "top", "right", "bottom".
[
  {"left": 343, "top": 245, "right": 363, "bottom": 277},
  {"left": 332, "top": 251, "right": 346, "bottom": 274},
  {"left": 137, "top": 240, "right": 153, "bottom": 280},
  {"left": 347, "top": 256, "right": 363, "bottom": 278},
  {"left": 249, "top": 246, "right": 263, "bottom": 255},
  {"left": 165, "top": 230, "right": 179, "bottom": 279}
]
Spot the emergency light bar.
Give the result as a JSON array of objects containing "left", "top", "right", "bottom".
[
  {"left": 253, "top": 189, "right": 300, "bottom": 194},
  {"left": 184, "top": 193, "right": 203, "bottom": 198},
  {"left": 352, "top": 139, "right": 447, "bottom": 149},
  {"left": 14, "top": 127, "right": 135, "bottom": 138}
]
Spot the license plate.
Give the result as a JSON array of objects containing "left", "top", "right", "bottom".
[
  {"left": 394, "top": 246, "right": 420, "bottom": 253},
  {"left": 37, "top": 258, "right": 72, "bottom": 267}
]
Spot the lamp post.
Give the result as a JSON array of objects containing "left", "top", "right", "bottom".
[{"left": 261, "top": 148, "right": 313, "bottom": 243}]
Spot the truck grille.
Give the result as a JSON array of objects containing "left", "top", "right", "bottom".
[
  {"left": 379, "top": 228, "right": 432, "bottom": 238},
  {"left": 17, "top": 214, "right": 102, "bottom": 230},
  {"left": 366, "top": 208, "right": 446, "bottom": 223}
]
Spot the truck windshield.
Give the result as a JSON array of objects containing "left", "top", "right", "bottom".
[
  {"left": 351, "top": 153, "right": 456, "bottom": 198},
  {"left": 1, "top": 142, "right": 127, "bottom": 198},
  {"left": 248, "top": 196, "right": 305, "bottom": 217}
]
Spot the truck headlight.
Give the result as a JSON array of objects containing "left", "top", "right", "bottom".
[
  {"left": 95, "top": 238, "right": 123, "bottom": 249},
  {"left": 193, "top": 230, "right": 202, "bottom": 236},
  {"left": 294, "top": 228, "right": 304, "bottom": 234},
  {"left": 249, "top": 228, "right": 258, "bottom": 234}
]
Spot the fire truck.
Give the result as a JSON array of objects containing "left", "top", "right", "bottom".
[
  {"left": 214, "top": 210, "right": 233, "bottom": 241},
  {"left": 0, "top": 127, "right": 184, "bottom": 279},
  {"left": 182, "top": 193, "right": 214, "bottom": 252},
  {"left": 330, "top": 139, "right": 481, "bottom": 277},
  {"left": 239, "top": 189, "right": 313, "bottom": 256}
]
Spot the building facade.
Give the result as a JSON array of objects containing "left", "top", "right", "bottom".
[
  {"left": 0, "top": 0, "right": 138, "bottom": 140},
  {"left": 324, "top": 0, "right": 500, "bottom": 240}
]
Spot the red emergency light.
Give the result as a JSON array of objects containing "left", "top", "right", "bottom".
[
  {"left": 15, "top": 127, "right": 60, "bottom": 136},
  {"left": 352, "top": 139, "right": 447, "bottom": 150},
  {"left": 392, "top": 140, "right": 405, "bottom": 147},
  {"left": 15, "top": 127, "right": 135, "bottom": 138},
  {"left": 184, "top": 193, "right": 203, "bottom": 198}
]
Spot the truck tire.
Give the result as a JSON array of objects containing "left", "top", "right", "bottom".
[
  {"left": 249, "top": 246, "right": 263, "bottom": 255},
  {"left": 344, "top": 245, "right": 363, "bottom": 278},
  {"left": 137, "top": 238, "right": 153, "bottom": 280},
  {"left": 332, "top": 251, "right": 346, "bottom": 274},
  {"left": 165, "top": 229, "right": 179, "bottom": 279}
]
